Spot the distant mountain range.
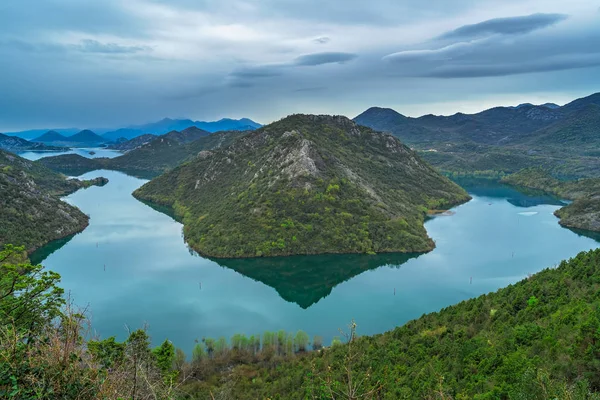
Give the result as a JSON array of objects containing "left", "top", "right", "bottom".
[
  {"left": 508, "top": 102, "right": 560, "bottom": 110},
  {"left": 106, "top": 134, "right": 156, "bottom": 151},
  {"left": 102, "top": 118, "right": 262, "bottom": 141},
  {"left": 0, "top": 133, "right": 67, "bottom": 152},
  {"left": 33, "top": 129, "right": 107, "bottom": 147},
  {"left": 37, "top": 128, "right": 244, "bottom": 176},
  {"left": 4, "top": 117, "right": 262, "bottom": 141},
  {"left": 353, "top": 92, "right": 600, "bottom": 178}
]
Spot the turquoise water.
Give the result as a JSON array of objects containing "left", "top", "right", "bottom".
[
  {"left": 17, "top": 147, "right": 122, "bottom": 161},
  {"left": 28, "top": 169, "right": 599, "bottom": 352}
]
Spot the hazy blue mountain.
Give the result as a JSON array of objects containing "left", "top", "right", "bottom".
[
  {"left": 509, "top": 103, "right": 560, "bottom": 110},
  {"left": 541, "top": 103, "right": 560, "bottom": 109},
  {"left": 106, "top": 134, "right": 156, "bottom": 151},
  {"left": 195, "top": 118, "right": 262, "bottom": 132},
  {"left": 102, "top": 128, "right": 146, "bottom": 141},
  {"left": 33, "top": 129, "right": 106, "bottom": 147},
  {"left": 68, "top": 129, "right": 106, "bottom": 144},
  {"left": 162, "top": 126, "right": 211, "bottom": 144},
  {"left": 0, "top": 133, "right": 67, "bottom": 151},
  {"left": 3, "top": 128, "right": 80, "bottom": 140},
  {"left": 33, "top": 130, "right": 69, "bottom": 143},
  {"left": 102, "top": 117, "right": 262, "bottom": 141}
]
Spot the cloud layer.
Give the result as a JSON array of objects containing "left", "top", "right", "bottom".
[
  {"left": 1, "top": 1, "right": 599, "bottom": 130},
  {"left": 437, "top": 13, "right": 568, "bottom": 39}
]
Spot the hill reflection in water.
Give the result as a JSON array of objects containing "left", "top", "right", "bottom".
[{"left": 211, "top": 252, "right": 420, "bottom": 308}]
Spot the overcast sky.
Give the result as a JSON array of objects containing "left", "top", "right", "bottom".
[{"left": 1, "top": 0, "right": 600, "bottom": 130}]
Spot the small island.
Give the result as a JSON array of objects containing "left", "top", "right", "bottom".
[{"left": 134, "top": 114, "right": 470, "bottom": 258}]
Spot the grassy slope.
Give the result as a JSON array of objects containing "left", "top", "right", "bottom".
[
  {"left": 183, "top": 248, "right": 600, "bottom": 399},
  {"left": 134, "top": 114, "right": 469, "bottom": 258},
  {"left": 0, "top": 150, "right": 105, "bottom": 252},
  {"left": 502, "top": 168, "right": 600, "bottom": 232}
]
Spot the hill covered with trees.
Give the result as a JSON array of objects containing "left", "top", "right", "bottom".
[
  {"left": 354, "top": 92, "right": 600, "bottom": 179},
  {"left": 0, "top": 150, "right": 107, "bottom": 252},
  {"left": 133, "top": 114, "right": 470, "bottom": 258},
  {"left": 37, "top": 129, "right": 244, "bottom": 177}
]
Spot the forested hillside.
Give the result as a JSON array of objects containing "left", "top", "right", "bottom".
[
  {"left": 134, "top": 114, "right": 469, "bottom": 258},
  {"left": 183, "top": 248, "right": 600, "bottom": 399},
  {"left": 37, "top": 129, "right": 244, "bottom": 176},
  {"left": 0, "top": 150, "right": 107, "bottom": 252},
  {"left": 354, "top": 92, "right": 600, "bottom": 178}
]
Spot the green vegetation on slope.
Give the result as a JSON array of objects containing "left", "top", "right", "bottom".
[
  {"left": 105, "top": 133, "right": 156, "bottom": 151},
  {"left": 4, "top": 244, "right": 600, "bottom": 399},
  {"left": 36, "top": 129, "right": 244, "bottom": 177},
  {"left": 0, "top": 150, "right": 107, "bottom": 252},
  {"left": 134, "top": 114, "right": 470, "bottom": 258},
  {"left": 0, "top": 133, "right": 67, "bottom": 152},
  {"left": 354, "top": 93, "right": 600, "bottom": 179},
  {"left": 183, "top": 248, "right": 600, "bottom": 399},
  {"left": 502, "top": 167, "right": 600, "bottom": 232}
]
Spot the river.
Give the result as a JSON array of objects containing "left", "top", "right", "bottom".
[{"left": 23, "top": 153, "right": 600, "bottom": 352}]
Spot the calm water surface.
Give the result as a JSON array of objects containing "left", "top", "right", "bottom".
[
  {"left": 17, "top": 147, "right": 122, "bottom": 161},
  {"left": 28, "top": 169, "right": 599, "bottom": 352}
]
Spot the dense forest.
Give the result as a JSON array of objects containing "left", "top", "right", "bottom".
[
  {"left": 0, "top": 150, "right": 108, "bottom": 252},
  {"left": 134, "top": 114, "right": 469, "bottom": 258},
  {"left": 2, "top": 243, "right": 600, "bottom": 399}
]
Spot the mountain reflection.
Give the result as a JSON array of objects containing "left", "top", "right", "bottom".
[
  {"left": 210, "top": 252, "right": 420, "bottom": 309},
  {"left": 453, "top": 178, "right": 565, "bottom": 208},
  {"left": 29, "top": 234, "right": 77, "bottom": 265}
]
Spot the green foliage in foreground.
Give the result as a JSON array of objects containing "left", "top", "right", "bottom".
[
  {"left": 0, "top": 245, "right": 64, "bottom": 334},
  {"left": 187, "top": 248, "right": 600, "bottom": 399},
  {"left": 2, "top": 243, "right": 600, "bottom": 399},
  {"left": 502, "top": 167, "right": 600, "bottom": 232},
  {"left": 134, "top": 114, "right": 469, "bottom": 258}
]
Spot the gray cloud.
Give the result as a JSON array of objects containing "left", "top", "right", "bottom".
[
  {"left": 426, "top": 55, "right": 600, "bottom": 78},
  {"left": 77, "top": 39, "right": 150, "bottom": 54},
  {"left": 438, "top": 13, "right": 568, "bottom": 40},
  {"left": 148, "top": 0, "right": 484, "bottom": 26},
  {"left": 382, "top": 12, "right": 600, "bottom": 79},
  {"left": 2, "top": 38, "right": 150, "bottom": 56},
  {"left": 227, "top": 52, "right": 358, "bottom": 87},
  {"left": 1, "top": 0, "right": 600, "bottom": 131},
  {"left": 383, "top": 41, "right": 478, "bottom": 63},
  {"left": 293, "top": 86, "right": 326, "bottom": 92},
  {"left": 293, "top": 52, "right": 357, "bottom": 66},
  {"left": 313, "top": 37, "right": 331, "bottom": 44},
  {"left": 229, "top": 65, "right": 285, "bottom": 79}
]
